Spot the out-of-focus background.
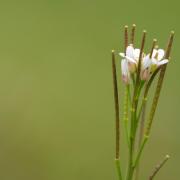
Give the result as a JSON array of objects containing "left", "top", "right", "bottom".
[{"left": 0, "top": 0, "right": 179, "bottom": 179}]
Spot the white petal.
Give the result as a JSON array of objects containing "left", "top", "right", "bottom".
[
  {"left": 157, "top": 59, "right": 169, "bottom": 66},
  {"left": 119, "top": 53, "right": 125, "bottom": 57},
  {"left": 125, "top": 56, "right": 137, "bottom": 64},
  {"left": 151, "top": 58, "right": 158, "bottom": 65},
  {"left": 121, "top": 59, "right": 128, "bottom": 75},
  {"left": 152, "top": 49, "right": 158, "bottom": 58},
  {"left": 121, "top": 59, "right": 130, "bottom": 84},
  {"left": 157, "top": 49, "right": 165, "bottom": 60},
  {"left": 142, "top": 55, "right": 152, "bottom": 70},
  {"left": 126, "top": 45, "right": 134, "bottom": 59},
  {"left": 134, "top": 49, "right": 140, "bottom": 60}
]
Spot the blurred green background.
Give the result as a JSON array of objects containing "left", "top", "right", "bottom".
[{"left": 0, "top": 0, "right": 179, "bottom": 179}]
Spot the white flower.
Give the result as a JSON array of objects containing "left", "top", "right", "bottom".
[
  {"left": 141, "top": 49, "right": 169, "bottom": 80},
  {"left": 151, "top": 49, "right": 169, "bottom": 71},
  {"left": 121, "top": 58, "right": 130, "bottom": 84},
  {"left": 119, "top": 45, "right": 140, "bottom": 73},
  {"left": 141, "top": 54, "right": 152, "bottom": 80}
]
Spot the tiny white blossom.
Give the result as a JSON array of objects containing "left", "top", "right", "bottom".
[
  {"left": 151, "top": 49, "right": 169, "bottom": 71},
  {"left": 119, "top": 45, "right": 140, "bottom": 73},
  {"left": 121, "top": 59, "right": 130, "bottom": 84},
  {"left": 141, "top": 49, "right": 169, "bottom": 80},
  {"left": 141, "top": 54, "right": 152, "bottom": 80}
]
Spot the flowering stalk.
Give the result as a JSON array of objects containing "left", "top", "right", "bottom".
[
  {"left": 126, "top": 30, "right": 146, "bottom": 180},
  {"left": 111, "top": 24, "right": 174, "bottom": 180}
]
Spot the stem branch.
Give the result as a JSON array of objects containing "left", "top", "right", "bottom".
[{"left": 149, "top": 155, "right": 170, "bottom": 180}]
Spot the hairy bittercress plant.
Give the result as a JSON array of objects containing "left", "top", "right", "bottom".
[{"left": 112, "top": 24, "right": 174, "bottom": 180}]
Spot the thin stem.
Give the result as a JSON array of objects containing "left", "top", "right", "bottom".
[
  {"left": 112, "top": 50, "right": 123, "bottom": 180},
  {"left": 133, "top": 135, "right": 148, "bottom": 168},
  {"left": 123, "top": 25, "right": 130, "bottom": 148},
  {"left": 134, "top": 81, "right": 145, "bottom": 123},
  {"left": 126, "top": 73, "right": 136, "bottom": 180},
  {"left": 115, "top": 159, "right": 123, "bottom": 180},
  {"left": 133, "top": 81, "right": 145, "bottom": 141},
  {"left": 144, "top": 68, "right": 160, "bottom": 97},
  {"left": 133, "top": 30, "right": 146, "bottom": 137},
  {"left": 149, "top": 155, "right": 170, "bottom": 180},
  {"left": 131, "top": 24, "right": 136, "bottom": 45},
  {"left": 112, "top": 50, "right": 121, "bottom": 159},
  {"left": 150, "top": 39, "right": 157, "bottom": 58},
  {"left": 127, "top": 85, "right": 132, "bottom": 105},
  {"left": 136, "top": 30, "right": 146, "bottom": 83},
  {"left": 131, "top": 74, "right": 136, "bottom": 87},
  {"left": 126, "top": 139, "right": 134, "bottom": 180},
  {"left": 124, "top": 25, "right": 128, "bottom": 53},
  {"left": 124, "top": 85, "right": 130, "bottom": 148},
  {"left": 135, "top": 94, "right": 147, "bottom": 180}
]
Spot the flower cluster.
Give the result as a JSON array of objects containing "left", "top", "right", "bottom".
[{"left": 119, "top": 44, "right": 169, "bottom": 84}]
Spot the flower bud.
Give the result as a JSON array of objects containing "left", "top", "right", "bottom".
[{"left": 140, "top": 69, "right": 150, "bottom": 81}]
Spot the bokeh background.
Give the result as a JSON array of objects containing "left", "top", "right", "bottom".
[{"left": 0, "top": 0, "right": 179, "bottom": 179}]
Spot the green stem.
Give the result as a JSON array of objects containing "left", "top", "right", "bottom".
[
  {"left": 126, "top": 82, "right": 142, "bottom": 180},
  {"left": 126, "top": 103, "right": 136, "bottom": 180},
  {"left": 137, "top": 97, "right": 147, "bottom": 122},
  {"left": 135, "top": 97, "right": 147, "bottom": 180},
  {"left": 133, "top": 136, "right": 148, "bottom": 168},
  {"left": 127, "top": 141, "right": 134, "bottom": 180},
  {"left": 149, "top": 155, "right": 170, "bottom": 180},
  {"left": 131, "top": 74, "right": 136, "bottom": 87},
  {"left": 134, "top": 81, "right": 145, "bottom": 131},
  {"left": 124, "top": 85, "right": 130, "bottom": 148},
  {"left": 115, "top": 159, "right": 123, "bottom": 180}
]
